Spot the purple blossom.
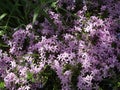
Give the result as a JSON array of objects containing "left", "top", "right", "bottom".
[{"left": 1, "top": 0, "right": 120, "bottom": 89}]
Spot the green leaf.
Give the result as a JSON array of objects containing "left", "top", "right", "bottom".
[
  {"left": 32, "top": 7, "right": 40, "bottom": 24},
  {"left": 0, "top": 43, "right": 9, "bottom": 47},
  {"left": 27, "top": 72, "right": 33, "bottom": 79},
  {"left": 0, "top": 13, "right": 7, "bottom": 21},
  {"left": 27, "top": 72, "right": 35, "bottom": 83},
  {"left": 0, "top": 82, "right": 5, "bottom": 89},
  {"left": 117, "top": 82, "right": 120, "bottom": 87},
  {"left": 51, "top": 2, "right": 57, "bottom": 8},
  {"left": 0, "top": 31, "right": 4, "bottom": 36}
]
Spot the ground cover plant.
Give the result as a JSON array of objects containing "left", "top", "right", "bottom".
[{"left": 0, "top": 0, "right": 120, "bottom": 90}]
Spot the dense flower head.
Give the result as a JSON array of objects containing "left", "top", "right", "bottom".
[{"left": 0, "top": 0, "right": 120, "bottom": 90}]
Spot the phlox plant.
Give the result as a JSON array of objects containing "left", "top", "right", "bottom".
[{"left": 0, "top": 0, "right": 120, "bottom": 90}]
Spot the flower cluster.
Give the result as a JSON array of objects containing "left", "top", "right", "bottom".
[{"left": 0, "top": 0, "right": 120, "bottom": 90}]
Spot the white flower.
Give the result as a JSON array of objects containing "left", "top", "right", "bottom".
[
  {"left": 83, "top": 75, "right": 93, "bottom": 85},
  {"left": 10, "top": 61, "right": 16, "bottom": 68}
]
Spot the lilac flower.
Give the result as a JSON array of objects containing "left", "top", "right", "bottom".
[
  {"left": 18, "top": 85, "right": 30, "bottom": 90},
  {"left": 1, "top": 0, "right": 120, "bottom": 89},
  {"left": 4, "top": 72, "right": 18, "bottom": 89}
]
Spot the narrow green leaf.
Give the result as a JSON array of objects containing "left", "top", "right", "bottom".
[
  {"left": 0, "top": 13, "right": 7, "bottom": 21},
  {"left": 32, "top": 7, "right": 40, "bottom": 24},
  {"left": 0, "top": 43, "right": 9, "bottom": 47}
]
